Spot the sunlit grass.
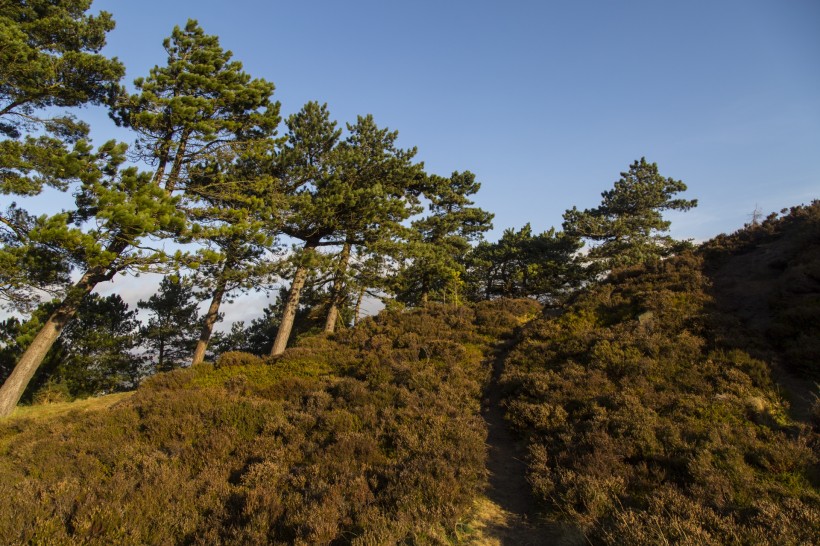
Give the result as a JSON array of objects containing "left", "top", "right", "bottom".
[{"left": 8, "top": 391, "right": 133, "bottom": 422}]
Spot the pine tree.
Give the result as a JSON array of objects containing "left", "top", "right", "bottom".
[
  {"left": 40, "top": 294, "right": 142, "bottom": 397},
  {"left": 138, "top": 275, "right": 200, "bottom": 372},
  {"left": 0, "top": 140, "right": 184, "bottom": 416},
  {"left": 465, "top": 224, "right": 584, "bottom": 303},
  {"left": 267, "top": 102, "right": 342, "bottom": 355},
  {"left": 320, "top": 114, "right": 424, "bottom": 332},
  {"left": 394, "top": 171, "right": 493, "bottom": 306},
  {"left": 112, "top": 19, "right": 280, "bottom": 193},
  {"left": 185, "top": 139, "right": 284, "bottom": 366},
  {"left": 269, "top": 104, "right": 425, "bottom": 351},
  {"left": 114, "top": 19, "right": 281, "bottom": 366},
  {"left": 1, "top": 0, "right": 124, "bottom": 311},
  {"left": 563, "top": 158, "right": 697, "bottom": 273},
  {"left": 0, "top": 294, "right": 141, "bottom": 400},
  {"left": 0, "top": 19, "right": 278, "bottom": 415}
]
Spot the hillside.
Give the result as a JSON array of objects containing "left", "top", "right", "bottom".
[
  {"left": 500, "top": 203, "right": 820, "bottom": 544},
  {"left": 0, "top": 299, "right": 541, "bottom": 545},
  {"left": 703, "top": 202, "right": 820, "bottom": 418},
  {"left": 2, "top": 205, "right": 819, "bottom": 545}
]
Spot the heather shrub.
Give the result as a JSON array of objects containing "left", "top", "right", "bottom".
[
  {"left": 0, "top": 299, "right": 538, "bottom": 544},
  {"left": 703, "top": 201, "right": 820, "bottom": 381},
  {"left": 473, "top": 298, "right": 541, "bottom": 339},
  {"left": 501, "top": 252, "right": 820, "bottom": 542},
  {"left": 215, "top": 351, "right": 264, "bottom": 368}
]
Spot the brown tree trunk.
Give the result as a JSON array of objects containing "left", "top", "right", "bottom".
[
  {"left": 485, "top": 270, "right": 494, "bottom": 300},
  {"left": 270, "top": 244, "right": 315, "bottom": 356},
  {"left": 0, "top": 270, "right": 99, "bottom": 416},
  {"left": 164, "top": 129, "right": 189, "bottom": 193},
  {"left": 0, "top": 234, "right": 129, "bottom": 417},
  {"left": 191, "top": 266, "right": 228, "bottom": 366},
  {"left": 352, "top": 286, "right": 366, "bottom": 326},
  {"left": 152, "top": 141, "right": 170, "bottom": 185},
  {"left": 323, "top": 242, "right": 352, "bottom": 333}
]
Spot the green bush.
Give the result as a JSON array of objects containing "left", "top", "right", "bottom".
[{"left": 215, "top": 351, "right": 264, "bottom": 369}]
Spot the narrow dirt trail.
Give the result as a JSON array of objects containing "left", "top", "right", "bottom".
[{"left": 469, "top": 341, "right": 574, "bottom": 545}]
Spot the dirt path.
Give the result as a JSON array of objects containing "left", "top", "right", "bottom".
[{"left": 469, "top": 342, "right": 576, "bottom": 545}]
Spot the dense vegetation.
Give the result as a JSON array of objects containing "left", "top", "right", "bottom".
[
  {"left": 0, "top": 299, "right": 539, "bottom": 544},
  {"left": 702, "top": 201, "right": 820, "bottom": 383},
  {"left": 501, "top": 204, "right": 820, "bottom": 544},
  {"left": 1, "top": 1, "right": 694, "bottom": 413},
  {"left": 2, "top": 2, "right": 817, "bottom": 544}
]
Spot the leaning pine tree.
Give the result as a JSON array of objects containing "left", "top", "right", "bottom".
[
  {"left": 184, "top": 139, "right": 284, "bottom": 366},
  {"left": 267, "top": 102, "right": 342, "bottom": 356},
  {"left": 0, "top": 19, "right": 278, "bottom": 416}
]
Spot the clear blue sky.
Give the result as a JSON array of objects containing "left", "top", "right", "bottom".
[
  {"left": 85, "top": 0, "right": 819, "bottom": 243},
  {"left": 5, "top": 0, "right": 818, "bottom": 325}
]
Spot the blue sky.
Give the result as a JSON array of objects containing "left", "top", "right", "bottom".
[
  {"left": 84, "top": 0, "right": 819, "bottom": 243},
  {"left": 7, "top": 0, "right": 819, "bottom": 325}
]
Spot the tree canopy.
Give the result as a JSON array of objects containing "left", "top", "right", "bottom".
[
  {"left": 563, "top": 157, "right": 697, "bottom": 272},
  {"left": 394, "top": 171, "right": 493, "bottom": 305}
]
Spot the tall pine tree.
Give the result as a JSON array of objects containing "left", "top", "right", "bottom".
[
  {"left": 563, "top": 158, "right": 697, "bottom": 273},
  {"left": 185, "top": 139, "right": 284, "bottom": 366},
  {"left": 320, "top": 114, "right": 424, "bottom": 332},
  {"left": 0, "top": 19, "right": 278, "bottom": 415},
  {"left": 394, "top": 171, "right": 493, "bottom": 306}
]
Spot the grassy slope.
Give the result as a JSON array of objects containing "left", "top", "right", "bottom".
[
  {"left": 500, "top": 203, "right": 820, "bottom": 544},
  {"left": 0, "top": 299, "right": 539, "bottom": 545},
  {"left": 7, "top": 392, "right": 133, "bottom": 421}
]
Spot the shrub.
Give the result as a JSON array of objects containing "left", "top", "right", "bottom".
[
  {"left": 0, "top": 299, "right": 539, "bottom": 544},
  {"left": 501, "top": 250, "right": 820, "bottom": 542},
  {"left": 215, "top": 351, "right": 264, "bottom": 369},
  {"left": 31, "top": 380, "right": 72, "bottom": 405}
]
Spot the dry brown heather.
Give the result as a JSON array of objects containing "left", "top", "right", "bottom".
[
  {"left": 0, "top": 299, "right": 539, "bottom": 545},
  {"left": 501, "top": 204, "right": 820, "bottom": 545}
]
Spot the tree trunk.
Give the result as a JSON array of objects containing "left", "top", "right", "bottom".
[
  {"left": 191, "top": 265, "right": 228, "bottom": 366},
  {"left": 0, "top": 230, "right": 131, "bottom": 417},
  {"left": 420, "top": 275, "right": 430, "bottom": 306},
  {"left": 158, "top": 337, "right": 166, "bottom": 373},
  {"left": 323, "top": 242, "right": 352, "bottom": 333},
  {"left": 485, "top": 271, "right": 493, "bottom": 300},
  {"left": 352, "top": 286, "right": 365, "bottom": 326},
  {"left": 152, "top": 139, "right": 171, "bottom": 185},
  {"left": 0, "top": 269, "right": 100, "bottom": 417},
  {"left": 164, "top": 129, "right": 190, "bottom": 193},
  {"left": 270, "top": 244, "right": 315, "bottom": 356}
]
